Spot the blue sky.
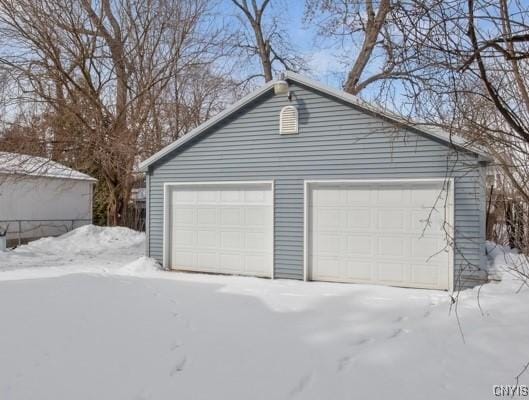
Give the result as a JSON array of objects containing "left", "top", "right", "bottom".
[{"left": 216, "top": 0, "right": 348, "bottom": 89}]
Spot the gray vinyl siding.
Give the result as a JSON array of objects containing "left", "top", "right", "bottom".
[{"left": 147, "top": 82, "right": 486, "bottom": 288}]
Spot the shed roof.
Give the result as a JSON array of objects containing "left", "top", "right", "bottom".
[
  {"left": 0, "top": 152, "right": 97, "bottom": 182},
  {"left": 139, "top": 72, "right": 491, "bottom": 171}
]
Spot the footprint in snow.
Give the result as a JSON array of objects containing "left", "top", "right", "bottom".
[
  {"left": 393, "top": 316, "right": 409, "bottom": 323},
  {"left": 169, "top": 357, "right": 187, "bottom": 376},
  {"left": 388, "top": 328, "right": 410, "bottom": 339},
  {"left": 338, "top": 338, "right": 375, "bottom": 371},
  {"left": 169, "top": 342, "right": 181, "bottom": 351},
  {"left": 337, "top": 355, "right": 354, "bottom": 371},
  {"left": 289, "top": 373, "right": 312, "bottom": 396},
  {"left": 351, "top": 337, "right": 374, "bottom": 346}
]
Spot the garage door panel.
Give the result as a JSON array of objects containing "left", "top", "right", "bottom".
[
  {"left": 219, "top": 253, "right": 243, "bottom": 270},
  {"left": 173, "top": 190, "right": 196, "bottom": 203},
  {"left": 172, "top": 251, "right": 195, "bottom": 268},
  {"left": 219, "top": 189, "right": 242, "bottom": 203},
  {"left": 196, "top": 189, "right": 218, "bottom": 203},
  {"left": 377, "top": 209, "right": 406, "bottom": 231},
  {"left": 377, "top": 262, "right": 407, "bottom": 283},
  {"left": 315, "top": 233, "right": 342, "bottom": 253},
  {"left": 346, "top": 260, "right": 372, "bottom": 281},
  {"left": 376, "top": 188, "right": 405, "bottom": 203},
  {"left": 410, "top": 237, "right": 445, "bottom": 258},
  {"left": 197, "top": 252, "right": 218, "bottom": 269},
  {"left": 245, "top": 254, "right": 271, "bottom": 274},
  {"left": 309, "top": 181, "right": 451, "bottom": 290},
  {"left": 244, "top": 207, "right": 268, "bottom": 226},
  {"left": 411, "top": 264, "right": 441, "bottom": 286},
  {"left": 245, "top": 232, "right": 267, "bottom": 251},
  {"left": 196, "top": 208, "right": 217, "bottom": 225},
  {"left": 244, "top": 189, "right": 269, "bottom": 203},
  {"left": 411, "top": 209, "right": 446, "bottom": 232},
  {"left": 220, "top": 208, "right": 242, "bottom": 225},
  {"left": 377, "top": 236, "right": 407, "bottom": 257},
  {"left": 346, "top": 209, "right": 371, "bottom": 229},
  {"left": 169, "top": 183, "right": 272, "bottom": 278},
  {"left": 220, "top": 231, "right": 242, "bottom": 250},
  {"left": 410, "top": 186, "right": 447, "bottom": 206},
  {"left": 313, "top": 256, "right": 340, "bottom": 279},
  {"left": 314, "top": 189, "right": 346, "bottom": 205},
  {"left": 316, "top": 208, "right": 346, "bottom": 229},
  {"left": 346, "top": 235, "right": 372, "bottom": 256},
  {"left": 197, "top": 230, "right": 218, "bottom": 248},
  {"left": 173, "top": 208, "right": 195, "bottom": 224},
  {"left": 172, "top": 229, "right": 195, "bottom": 247},
  {"left": 346, "top": 188, "right": 371, "bottom": 203}
]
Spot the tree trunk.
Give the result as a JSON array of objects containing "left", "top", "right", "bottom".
[{"left": 344, "top": 0, "right": 391, "bottom": 94}]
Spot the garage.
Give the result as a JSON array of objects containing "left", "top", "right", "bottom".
[
  {"left": 144, "top": 72, "right": 489, "bottom": 290},
  {"left": 306, "top": 180, "right": 453, "bottom": 290},
  {"left": 165, "top": 182, "right": 273, "bottom": 277}
]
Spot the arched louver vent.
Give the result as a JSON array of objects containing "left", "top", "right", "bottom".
[{"left": 279, "top": 106, "right": 298, "bottom": 135}]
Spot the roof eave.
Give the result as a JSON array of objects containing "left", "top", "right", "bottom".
[
  {"left": 139, "top": 79, "right": 278, "bottom": 172},
  {"left": 283, "top": 71, "right": 491, "bottom": 161},
  {"left": 138, "top": 71, "right": 491, "bottom": 171},
  {"left": 0, "top": 171, "right": 98, "bottom": 182}
]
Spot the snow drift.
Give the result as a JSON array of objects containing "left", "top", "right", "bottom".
[
  {"left": 0, "top": 224, "right": 156, "bottom": 276},
  {"left": 26, "top": 224, "right": 145, "bottom": 255},
  {"left": 485, "top": 241, "right": 529, "bottom": 281}
]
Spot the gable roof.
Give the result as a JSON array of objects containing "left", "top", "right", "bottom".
[
  {"left": 0, "top": 152, "right": 97, "bottom": 182},
  {"left": 139, "top": 71, "right": 491, "bottom": 171}
]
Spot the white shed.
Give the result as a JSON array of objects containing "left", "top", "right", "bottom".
[{"left": 0, "top": 152, "right": 96, "bottom": 245}]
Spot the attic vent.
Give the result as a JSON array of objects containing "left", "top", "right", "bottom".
[{"left": 279, "top": 106, "right": 298, "bottom": 135}]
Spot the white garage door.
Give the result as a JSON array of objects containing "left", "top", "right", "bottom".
[
  {"left": 168, "top": 182, "right": 273, "bottom": 277},
  {"left": 308, "top": 181, "right": 452, "bottom": 290}
]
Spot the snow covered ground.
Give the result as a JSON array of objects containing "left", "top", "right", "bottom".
[{"left": 0, "top": 226, "right": 528, "bottom": 400}]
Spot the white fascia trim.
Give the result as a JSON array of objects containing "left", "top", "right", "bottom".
[
  {"left": 145, "top": 173, "right": 150, "bottom": 257},
  {"left": 162, "top": 180, "right": 275, "bottom": 278},
  {"left": 303, "top": 180, "right": 309, "bottom": 281},
  {"left": 162, "top": 183, "right": 169, "bottom": 269},
  {"left": 284, "top": 71, "right": 491, "bottom": 161},
  {"left": 303, "top": 178, "right": 455, "bottom": 291},
  {"left": 447, "top": 178, "right": 455, "bottom": 292},
  {"left": 305, "top": 178, "right": 450, "bottom": 184},
  {"left": 0, "top": 171, "right": 98, "bottom": 183},
  {"left": 162, "top": 181, "right": 273, "bottom": 186},
  {"left": 271, "top": 179, "right": 275, "bottom": 280},
  {"left": 139, "top": 81, "right": 278, "bottom": 171}
]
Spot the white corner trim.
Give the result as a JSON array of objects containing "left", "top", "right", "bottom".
[
  {"left": 162, "top": 183, "right": 169, "bottom": 269},
  {"left": 271, "top": 179, "right": 275, "bottom": 280},
  {"left": 162, "top": 180, "right": 275, "bottom": 278},
  {"left": 303, "top": 178, "right": 455, "bottom": 291},
  {"left": 303, "top": 180, "right": 309, "bottom": 281},
  {"left": 145, "top": 174, "right": 150, "bottom": 257},
  {"left": 447, "top": 177, "right": 455, "bottom": 293}
]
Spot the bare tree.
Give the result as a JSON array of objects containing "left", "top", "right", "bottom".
[
  {"left": 305, "top": 0, "right": 438, "bottom": 98},
  {"left": 0, "top": 0, "right": 234, "bottom": 226},
  {"left": 383, "top": 0, "right": 529, "bottom": 252},
  {"left": 230, "top": 0, "right": 305, "bottom": 83}
]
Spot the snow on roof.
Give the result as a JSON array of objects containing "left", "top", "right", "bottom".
[{"left": 0, "top": 152, "right": 97, "bottom": 182}]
